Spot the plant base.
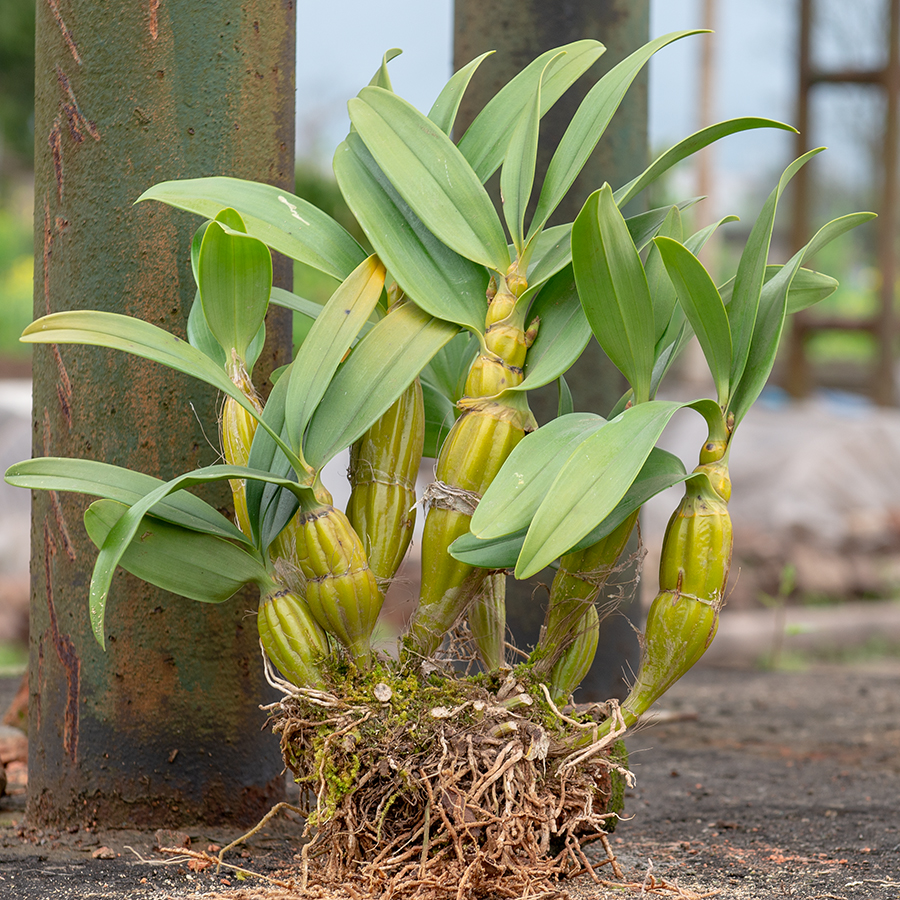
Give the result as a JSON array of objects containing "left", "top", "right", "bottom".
[{"left": 263, "top": 660, "right": 631, "bottom": 900}]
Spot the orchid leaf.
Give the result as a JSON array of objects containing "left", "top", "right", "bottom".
[
  {"left": 304, "top": 301, "right": 458, "bottom": 469},
  {"left": 4, "top": 457, "right": 249, "bottom": 544},
  {"left": 349, "top": 86, "right": 509, "bottom": 270},
  {"left": 19, "top": 310, "right": 303, "bottom": 473},
  {"left": 197, "top": 211, "right": 272, "bottom": 362},
  {"left": 138, "top": 177, "right": 365, "bottom": 281},
  {"left": 653, "top": 236, "right": 732, "bottom": 404},
  {"left": 428, "top": 51, "right": 494, "bottom": 136},
  {"left": 613, "top": 118, "right": 797, "bottom": 209},
  {"left": 458, "top": 40, "right": 605, "bottom": 183},
  {"left": 529, "top": 30, "right": 700, "bottom": 239},
  {"left": 284, "top": 255, "right": 385, "bottom": 453},
  {"left": 334, "top": 133, "right": 488, "bottom": 332},
  {"left": 572, "top": 185, "right": 655, "bottom": 403},
  {"left": 88, "top": 464, "right": 311, "bottom": 648},
  {"left": 85, "top": 500, "right": 272, "bottom": 606},
  {"left": 470, "top": 412, "right": 607, "bottom": 539}
]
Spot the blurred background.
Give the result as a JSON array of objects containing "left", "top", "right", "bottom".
[{"left": 3, "top": 0, "right": 900, "bottom": 676}]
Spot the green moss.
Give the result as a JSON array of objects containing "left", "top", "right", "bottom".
[{"left": 605, "top": 739, "right": 629, "bottom": 833}]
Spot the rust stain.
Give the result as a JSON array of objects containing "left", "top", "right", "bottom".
[
  {"left": 149, "top": 0, "right": 160, "bottom": 40},
  {"left": 45, "top": 0, "right": 81, "bottom": 64},
  {"left": 43, "top": 409, "right": 75, "bottom": 558},
  {"left": 48, "top": 118, "right": 64, "bottom": 201},
  {"left": 42, "top": 196, "right": 53, "bottom": 315},
  {"left": 56, "top": 66, "right": 101, "bottom": 142},
  {"left": 43, "top": 522, "right": 81, "bottom": 763}
]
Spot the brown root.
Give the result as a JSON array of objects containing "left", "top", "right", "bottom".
[{"left": 259, "top": 666, "right": 631, "bottom": 900}]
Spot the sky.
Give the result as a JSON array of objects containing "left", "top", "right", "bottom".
[{"left": 295, "top": 0, "right": 884, "bottom": 207}]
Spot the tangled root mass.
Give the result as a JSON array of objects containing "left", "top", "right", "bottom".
[{"left": 265, "top": 660, "right": 631, "bottom": 900}]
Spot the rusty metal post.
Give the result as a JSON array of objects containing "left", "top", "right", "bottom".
[
  {"left": 453, "top": 0, "right": 649, "bottom": 701},
  {"left": 30, "top": 1, "right": 295, "bottom": 828},
  {"left": 872, "top": 0, "right": 899, "bottom": 405}
]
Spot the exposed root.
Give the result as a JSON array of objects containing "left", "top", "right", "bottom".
[{"left": 240, "top": 666, "right": 631, "bottom": 900}]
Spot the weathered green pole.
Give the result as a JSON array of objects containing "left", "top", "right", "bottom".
[
  {"left": 30, "top": 1, "right": 294, "bottom": 827},
  {"left": 453, "top": 0, "right": 650, "bottom": 700}
]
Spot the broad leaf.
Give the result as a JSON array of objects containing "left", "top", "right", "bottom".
[
  {"left": 420, "top": 377, "right": 457, "bottom": 458},
  {"left": 502, "top": 56, "right": 554, "bottom": 255},
  {"left": 334, "top": 133, "right": 489, "bottom": 333},
  {"left": 284, "top": 255, "right": 385, "bottom": 453},
  {"left": 19, "top": 310, "right": 303, "bottom": 473},
  {"left": 88, "top": 464, "right": 311, "bottom": 647},
  {"left": 511, "top": 265, "right": 591, "bottom": 392},
  {"left": 369, "top": 48, "right": 402, "bottom": 90},
  {"left": 530, "top": 30, "right": 699, "bottom": 238},
  {"left": 421, "top": 330, "right": 479, "bottom": 403},
  {"left": 653, "top": 236, "right": 732, "bottom": 404},
  {"left": 470, "top": 412, "right": 607, "bottom": 539},
  {"left": 726, "top": 148, "right": 823, "bottom": 396},
  {"left": 349, "top": 86, "right": 509, "bottom": 270},
  {"left": 572, "top": 185, "right": 655, "bottom": 403},
  {"left": 728, "top": 211, "right": 876, "bottom": 426},
  {"left": 428, "top": 51, "right": 494, "bottom": 136},
  {"left": 644, "top": 206, "right": 684, "bottom": 343},
  {"left": 614, "top": 118, "right": 797, "bottom": 209},
  {"left": 197, "top": 213, "right": 272, "bottom": 362},
  {"left": 515, "top": 400, "right": 692, "bottom": 578},
  {"left": 451, "top": 446, "right": 686, "bottom": 568},
  {"left": 458, "top": 40, "right": 605, "bottom": 183},
  {"left": 85, "top": 500, "right": 272, "bottom": 605},
  {"left": 4, "top": 457, "right": 249, "bottom": 544},
  {"left": 719, "top": 265, "right": 836, "bottom": 315},
  {"left": 557, "top": 376, "right": 574, "bottom": 417},
  {"left": 245, "top": 363, "right": 302, "bottom": 552},
  {"left": 304, "top": 302, "right": 458, "bottom": 469},
  {"left": 138, "top": 177, "right": 366, "bottom": 281}
]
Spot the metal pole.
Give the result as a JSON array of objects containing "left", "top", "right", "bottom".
[
  {"left": 872, "top": 0, "right": 899, "bottom": 405},
  {"left": 30, "top": 0, "right": 294, "bottom": 828}
]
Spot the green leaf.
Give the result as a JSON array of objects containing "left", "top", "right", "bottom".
[
  {"left": 653, "top": 236, "right": 732, "bottom": 404},
  {"left": 428, "top": 51, "right": 494, "bottom": 136},
  {"left": 566, "top": 447, "right": 688, "bottom": 552},
  {"left": 719, "top": 265, "right": 835, "bottom": 315},
  {"left": 19, "top": 310, "right": 304, "bottom": 474},
  {"left": 304, "top": 302, "right": 459, "bottom": 469},
  {"left": 515, "top": 400, "right": 688, "bottom": 578},
  {"left": 197, "top": 214, "right": 273, "bottom": 363},
  {"left": 451, "top": 446, "right": 686, "bottom": 568},
  {"left": 644, "top": 206, "right": 684, "bottom": 343},
  {"left": 728, "top": 211, "right": 875, "bottom": 426},
  {"left": 625, "top": 199, "right": 700, "bottom": 251},
  {"left": 245, "top": 362, "right": 300, "bottom": 551},
  {"left": 84, "top": 500, "right": 272, "bottom": 605},
  {"left": 334, "top": 133, "right": 489, "bottom": 333},
  {"left": 88, "top": 464, "right": 311, "bottom": 647},
  {"left": 369, "top": 48, "right": 402, "bottom": 90},
  {"left": 572, "top": 185, "right": 655, "bottom": 403},
  {"left": 502, "top": 55, "right": 556, "bottom": 256},
  {"left": 186, "top": 291, "right": 267, "bottom": 373},
  {"left": 420, "top": 331, "right": 479, "bottom": 404},
  {"left": 727, "top": 148, "right": 823, "bottom": 395},
  {"left": 349, "top": 86, "right": 509, "bottom": 270},
  {"left": 284, "top": 255, "right": 385, "bottom": 453},
  {"left": 511, "top": 265, "right": 591, "bottom": 392},
  {"left": 530, "top": 30, "right": 700, "bottom": 238},
  {"left": 613, "top": 118, "right": 797, "bottom": 209},
  {"left": 138, "top": 177, "right": 366, "bottom": 281},
  {"left": 558, "top": 375, "right": 574, "bottom": 417},
  {"left": 470, "top": 412, "right": 607, "bottom": 539},
  {"left": 420, "top": 377, "right": 457, "bottom": 458},
  {"left": 4, "top": 457, "right": 249, "bottom": 544},
  {"left": 457, "top": 40, "right": 606, "bottom": 183}
]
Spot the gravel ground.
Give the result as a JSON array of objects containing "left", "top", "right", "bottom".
[{"left": 0, "top": 660, "right": 897, "bottom": 899}]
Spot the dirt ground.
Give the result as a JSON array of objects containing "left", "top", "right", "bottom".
[{"left": 0, "top": 660, "right": 897, "bottom": 899}]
